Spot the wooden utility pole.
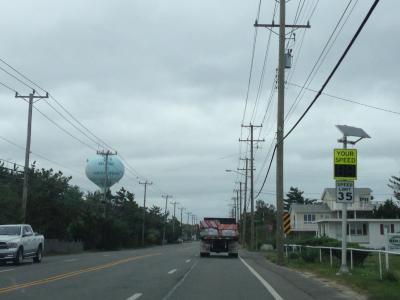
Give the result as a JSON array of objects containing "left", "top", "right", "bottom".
[
  {"left": 240, "top": 125, "right": 264, "bottom": 250},
  {"left": 162, "top": 194, "right": 172, "bottom": 244},
  {"left": 239, "top": 182, "right": 243, "bottom": 243},
  {"left": 179, "top": 206, "right": 185, "bottom": 238},
  {"left": 15, "top": 90, "right": 48, "bottom": 222},
  {"left": 255, "top": 1, "right": 310, "bottom": 264},
  {"left": 97, "top": 149, "right": 117, "bottom": 217},
  {"left": 238, "top": 158, "right": 249, "bottom": 246},
  {"left": 139, "top": 180, "right": 152, "bottom": 246},
  {"left": 170, "top": 201, "right": 179, "bottom": 238}
]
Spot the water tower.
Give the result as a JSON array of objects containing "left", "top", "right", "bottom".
[{"left": 85, "top": 151, "right": 125, "bottom": 199}]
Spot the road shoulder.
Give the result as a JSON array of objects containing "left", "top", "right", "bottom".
[{"left": 239, "top": 250, "right": 366, "bottom": 300}]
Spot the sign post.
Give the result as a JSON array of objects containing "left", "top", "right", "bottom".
[{"left": 334, "top": 125, "right": 370, "bottom": 275}]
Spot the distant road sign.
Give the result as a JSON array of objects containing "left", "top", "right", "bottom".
[
  {"left": 334, "top": 148, "right": 357, "bottom": 180},
  {"left": 336, "top": 180, "right": 354, "bottom": 203},
  {"left": 283, "top": 212, "right": 291, "bottom": 234}
]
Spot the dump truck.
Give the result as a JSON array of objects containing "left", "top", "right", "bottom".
[{"left": 199, "top": 217, "right": 239, "bottom": 257}]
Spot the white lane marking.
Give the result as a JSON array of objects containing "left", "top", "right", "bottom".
[
  {"left": 126, "top": 292, "right": 142, "bottom": 300},
  {"left": 185, "top": 259, "right": 191, "bottom": 263},
  {"left": 239, "top": 256, "right": 283, "bottom": 300},
  {"left": 0, "top": 268, "right": 15, "bottom": 273},
  {"left": 162, "top": 261, "right": 198, "bottom": 300},
  {"left": 63, "top": 258, "right": 78, "bottom": 263},
  {"left": 168, "top": 269, "right": 177, "bottom": 274},
  {"left": 103, "top": 254, "right": 110, "bottom": 257}
]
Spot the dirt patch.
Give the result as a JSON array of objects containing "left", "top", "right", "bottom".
[{"left": 299, "top": 270, "right": 367, "bottom": 300}]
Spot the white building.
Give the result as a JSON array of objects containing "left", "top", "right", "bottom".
[
  {"left": 289, "top": 203, "right": 330, "bottom": 234},
  {"left": 288, "top": 187, "right": 400, "bottom": 249}
]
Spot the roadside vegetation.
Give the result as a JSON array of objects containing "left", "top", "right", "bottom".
[
  {"left": 0, "top": 163, "right": 186, "bottom": 250},
  {"left": 264, "top": 236, "right": 400, "bottom": 300}
]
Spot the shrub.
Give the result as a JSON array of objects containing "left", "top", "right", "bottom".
[
  {"left": 383, "top": 271, "right": 398, "bottom": 282},
  {"left": 296, "top": 237, "right": 369, "bottom": 266},
  {"left": 288, "top": 252, "right": 300, "bottom": 260},
  {"left": 300, "top": 248, "right": 319, "bottom": 263}
]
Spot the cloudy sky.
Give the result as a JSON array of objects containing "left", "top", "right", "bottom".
[{"left": 0, "top": 0, "right": 398, "bottom": 220}]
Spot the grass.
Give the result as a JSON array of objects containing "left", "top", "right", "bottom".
[{"left": 265, "top": 250, "right": 400, "bottom": 300}]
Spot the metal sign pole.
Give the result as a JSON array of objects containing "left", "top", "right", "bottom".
[{"left": 339, "top": 136, "right": 350, "bottom": 274}]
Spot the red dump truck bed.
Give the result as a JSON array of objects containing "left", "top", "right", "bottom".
[{"left": 199, "top": 217, "right": 239, "bottom": 257}]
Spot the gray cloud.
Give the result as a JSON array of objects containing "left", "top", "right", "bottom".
[{"left": 0, "top": 0, "right": 399, "bottom": 219}]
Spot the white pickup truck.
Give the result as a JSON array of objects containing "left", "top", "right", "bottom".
[{"left": 0, "top": 224, "right": 44, "bottom": 265}]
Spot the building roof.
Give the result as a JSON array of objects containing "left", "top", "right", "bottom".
[
  {"left": 290, "top": 203, "right": 331, "bottom": 213},
  {"left": 317, "top": 218, "right": 400, "bottom": 223},
  {"left": 321, "top": 188, "right": 372, "bottom": 200}
]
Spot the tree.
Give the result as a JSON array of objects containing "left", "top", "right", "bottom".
[
  {"left": 388, "top": 175, "right": 400, "bottom": 200},
  {"left": 372, "top": 199, "right": 400, "bottom": 218},
  {"left": 0, "top": 163, "right": 177, "bottom": 250},
  {"left": 284, "top": 187, "right": 316, "bottom": 210},
  {"left": 255, "top": 200, "right": 276, "bottom": 226}
]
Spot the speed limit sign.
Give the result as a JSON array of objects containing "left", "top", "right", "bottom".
[{"left": 336, "top": 180, "right": 354, "bottom": 203}]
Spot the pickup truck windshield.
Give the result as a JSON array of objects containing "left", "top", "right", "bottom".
[{"left": 0, "top": 226, "right": 21, "bottom": 236}]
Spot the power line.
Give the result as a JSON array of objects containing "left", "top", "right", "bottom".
[
  {"left": 285, "top": 0, "right": 354, "bottom": 122},
  {"left": 250, "top": 1, "right": 278, "bottom": 123},
  {"left": 43, "top": 100, "right": 104, "bottom": 149},
  {"left": 0, "top": 80, "right": 17, "bottom": 93},
  {"left": 255, "top": 0, "right": 380, "bottom": 198},
  {"left": 241, "top": 0, "right": 263, "bottom": 125},
  {"left": 0, "top": 54, "right": 170, "bottom": 198},
  {"left": 0, "top": 65, "right": 34, "bottom": 91},
  {"left": 287, "top": 81, "right": 400, "bottom": 116},
  {"left": 287, "top": 0, "right": 359, "bottom": 121},
  {"left": 284, "top": 0, "right": 380, "bottom": 141},
  {"left": 33, "top": 105, "right": 98, "bottom": 151},
  {"left": 285, "top": 0, "right": 320, "bottom": 86},
  {"left": 0, "top": 135, "right": 85, "bottom": 177}
]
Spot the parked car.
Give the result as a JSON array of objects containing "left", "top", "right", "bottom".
[{"left": 0, "top": 224, "right": 44, "bottom": 265}]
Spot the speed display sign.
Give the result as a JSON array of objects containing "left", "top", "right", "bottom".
[{"left": 336, "top": 180, "right": 354, "bottom": 203}]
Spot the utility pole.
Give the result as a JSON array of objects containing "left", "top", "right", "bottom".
[
  {"left": 239, "top": 182, "right": 242, "bottom": 224},
  {"left": 186, "top": 211, "right": 191, "bottom": 239},
  {"left": 179, "top": 207, "right": 185, "bottom": 238},
  {"left": 191, "top": 214, "right": 195, "bottom": 238},
  {"left": 231, "top": 197, "right": 237, "bottom": 222},
  {"left": 255, "top": 1, "right": 310, "bottom": 265},
  {"left": 170, "top": 201, "right": 179, "bottom": 239},
  {"left": 162, "top": 194, "right": 172, "bottom": 245},
  {"left": 236, "top": 188, "right": 240, "bottom": 223},
  {"left": 15, "top": 90, "right": 48, "bottom": 222},
  {"left": 97, "top": 150, "right": 117, "bottom": 217},
  {"left": 139, "top": 180, "right": 153, "bottom": 246},
  {"left": 240, "top": 125, "right": 264, "bottom": 250},
  {"left": 238, "top": 158, "right": 249, "bottom": 246}
]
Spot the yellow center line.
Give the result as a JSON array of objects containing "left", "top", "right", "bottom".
[{"left": 0, "top": 252, "right": 162, "bottom": 294}]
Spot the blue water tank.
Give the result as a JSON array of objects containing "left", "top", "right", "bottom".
[{"left": 85, "top": 155, "right": 125, "bottom": 189}]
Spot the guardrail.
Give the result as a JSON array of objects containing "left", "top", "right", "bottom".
[{"left": 284, "top": 244, "right": 400, "bottom": 280}]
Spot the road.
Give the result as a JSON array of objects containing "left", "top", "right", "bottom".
[{"left": 0, "top": 242, "right": 359, "bottom": 300}]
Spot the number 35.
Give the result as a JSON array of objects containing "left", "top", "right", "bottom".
[{"left": 338, "top": 192, "right": 352, "bottom": 201}]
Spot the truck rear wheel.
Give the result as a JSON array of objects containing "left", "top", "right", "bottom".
[
  {"left": 200, "top": 252, "right": 208, "bottom": 257},
  {"left": 229, "top": 253, "right": 238, "bottom": 258},
  {"left": 33, "top": 245, "right": 42, "bottom": 263}
]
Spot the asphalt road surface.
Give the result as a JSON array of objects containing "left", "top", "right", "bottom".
[{"left": 0, "top": 242, "right": 359, "bottom": 300}]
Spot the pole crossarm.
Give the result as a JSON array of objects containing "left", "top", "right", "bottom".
[{"left": 254, "top": 21, "right": 311, "bottom": 29}]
